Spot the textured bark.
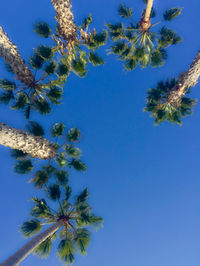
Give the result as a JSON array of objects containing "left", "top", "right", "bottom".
[
  {"left": 51, "top": 0, "right": 77, "bottom": 42},
  {"left": 0, "top": 26, "right": 34, "bottom": 86},
  {"left": 179, "top": 50, "right": 200, "bottom": 88},
  {"left": 0, "top": 122, "right": 57, "bottom": 159},
  {"left": 1, "top": 220, "right": 63, "bottom": 266},
  {"left": 166, "top": 86, "right": 185, "bottom": 107},
  {"left": 167, "top": 50, "right": 200, "bottom": 107}
]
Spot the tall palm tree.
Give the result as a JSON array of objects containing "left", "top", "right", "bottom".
[
  {"left": 107, "top": 1, "right": 182, "bottom": 70},
  {"left": 1, "top": 186, "right": 103, "bottom": 265},
  {"left": 0, "top": 24, "right": 67, "bottom": 118},
  {"left": 145, "top": 50, "right": 200, "bottom": 125},
  {"left": 0, "top": 26, "right": 35, "bottom": 86},
  {"left": 46, "top": 0, "right": 107, "bottom": 74},
  {"left": 0, "top": 121, "right": 57, "bottom": 159}
]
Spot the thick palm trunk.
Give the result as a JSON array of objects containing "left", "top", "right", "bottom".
[
  {"left": 179, "top": 51, "right": 200, "bottom": 89},
  {"left": 0, "top": 26, "right": 34, "bottom": 86},
  {"left": 51, "top": 0, "right": 77, "bottom": 42},
  {"left": 140, "top": 0, "right": 154, "bottom": 31},
  {"left": 167, "top": 50, "right": 200, "bottom": 107},
  {"left": 1, "top": 220, "right": 63, "bottom": 266},
  {"left": 0, "top": 122, "right": 57, "bottom": 159}
]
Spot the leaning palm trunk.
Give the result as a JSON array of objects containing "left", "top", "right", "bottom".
[
  {"left": 1, "top": 220, "right": 63, "bottom": 266},
  {"left": 51, "top": 0, "right": 77, "bottom": 42},
  {"left": 0, "top": 122, "right": 57, "bottom": 159},
  {"left": 167, "top": 50, "right": 200, "bottom": 107},
  {"left": 0, "top": 26, "right": 34, "bottom": 86},
  {"left": 140, "top": 0, "right": 154, "bottom": 31}
]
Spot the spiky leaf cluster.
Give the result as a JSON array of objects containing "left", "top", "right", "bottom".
[
  {"left": 0, "top": 45, "right": 66, "bottom": 118},
  {"left": 34, "top": 15, "right": 107, "bottom": 78},
  {"left": 11, "top": 121, "right": 86, "bottom": 188},
  {"left": 107, "top": 3, "right": 182, "bottom": 70},
  {"left": 144, "top": 79, "right": 196, "bottom": 125},
  {"left": 21, "top": 186, "right": 103, "bottom": 264}
]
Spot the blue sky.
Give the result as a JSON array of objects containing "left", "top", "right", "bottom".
[{"left": 0, "top": 0, "right": 200, "bottom": 265}]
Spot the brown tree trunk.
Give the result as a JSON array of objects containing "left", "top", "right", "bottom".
[
  {"left": 0, "top": 26, "right": 35, "bottom": 86},
  {"left": 0, "top": 122, "right": 57, "bottom": 159},
  {"left": 166, "top": 50, "right": 200, "bottom": 107},
  {"left": 51, "top": 0, "right": 77, "bottom": 42},
  {"left": 0, "top": 220, "right": 63, "bottom": 266}
]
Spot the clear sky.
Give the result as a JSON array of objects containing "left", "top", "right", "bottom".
[{"left": 0, "top": 0, "right": 200, "bottom": 266}]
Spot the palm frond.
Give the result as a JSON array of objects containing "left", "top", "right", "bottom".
[
  {"left": 14, "top": 159, "right": 33, "bottom": 174},
  {"left": 21, "top": 219, "right": 42, "bottom": 238}
]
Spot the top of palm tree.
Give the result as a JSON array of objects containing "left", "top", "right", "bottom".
[
  {"left": 107, "top": 1, "right": 182, "bottom": 70},
  {"left": 21, "top": 185, "right": 103, "bottom": 263},
  {"left": 145, "top": 50, "right": 200, "bottom": 125},
  {"left": 144, "top": 79, "right": 196, "bottom": 125},
  {"left": 11, "top": 121, "right": 86, "bottom": 188}
]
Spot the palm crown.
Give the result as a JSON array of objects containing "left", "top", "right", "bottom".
[
  {"left": 11, "top": 121, "right": 86, "bottom": 188},
  {"left": 144, "top": 79, "right": 196, "bottom": 125},
  {"left": 145, "top": 50, "right": 200, "bottom": 125},
  {"left": 21, "top": 186, "right": 103, "bottom": 264},
  {"left": 107, "top": 1, "right": 182, "bottom": 70}
]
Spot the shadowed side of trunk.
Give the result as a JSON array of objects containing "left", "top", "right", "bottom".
[
  {"left": 1, "top": 220, "right": 63, "bottom": 266},
  {"left": 0, "top": 122, "right": 57, "bottom": 159}
]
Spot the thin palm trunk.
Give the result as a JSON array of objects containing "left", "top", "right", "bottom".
[
  {"left": 140, "top": 0, "right": 154, "bottom": 31},
  {"left": 1, "top": 220, "right": 63, "bottom": 266},
  {"left": 51, "top": 0, "right": 77, "bottom": 42},
  {"left": 0, "top": 122, "right": 57, "bottom": 159},
  {"left": 144, "top": 0, "right": 154, "bottom": 22},
  {"left": 0, "top": 26, "right": 34, "bottom": 86},
  {"left": 167, "top": 50, "right": 200, "bottom": 106}
]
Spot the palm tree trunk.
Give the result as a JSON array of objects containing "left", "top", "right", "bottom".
[
  {"left": 140, "top": 0, "right": 154, "bottom": 31},
  {"left": 179, "top": 50, "right": 200, "bottom": 89},
  {"left": 0, "top": 122, "right": 57, "bottom": 159},
  {"left": 166, "top": 50, "right": 200, "bottom": 107},
  {"left": 51, "top": 0, "right": 77, "bottom": 42},
  {"left": 144, "top": 0, "right": 154, "bottom": 22},
  {"left": 1, "top": 220, "right": 63, "bottom": 266},
  {"left": 0, "top": 26, "right": 35, "bottom": 86}
]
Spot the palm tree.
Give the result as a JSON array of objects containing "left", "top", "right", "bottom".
[
  {"left": 145, "top": 50, "right": 200, "bottom": 124},
  {"left": 0, "top": 26, "right": 35, "bottom": 86},
  {"left": 1, "top": 186, "right": 103, "bottom": 265},
  {"left": 46, "top": 0, "right": 107, "bottom": 74},
  {"left": 107, "top": 1, "right": 182, "bottom": 70},
  {"left": 0, "top": 11, "right": 107, "bottom": 118},
  {"left": 0, "top": 24, "right": 68, "bottom": 118},
  {"left": 0, "top": 121, "right": 57, "bottom": 159},
  {"left": 10, "top": 121, "right": 86, "bottom": 188}
]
